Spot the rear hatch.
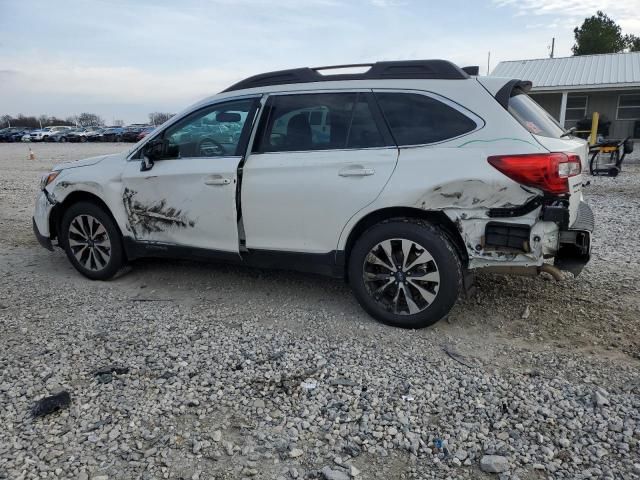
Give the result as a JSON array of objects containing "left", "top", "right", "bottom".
[{"left": 486, "top": 79, "right": 588, "bottom": 226}]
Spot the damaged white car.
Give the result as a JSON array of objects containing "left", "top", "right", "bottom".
[{"left": 33, "top": 60, "right": 593, "bottom": 328}]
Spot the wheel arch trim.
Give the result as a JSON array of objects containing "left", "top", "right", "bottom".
[
  {"left": 341, "top": 206, "right": 469, "bottom": 273},
  {"left": 49, "top": 190, "right": 124, "bottom": 247}
]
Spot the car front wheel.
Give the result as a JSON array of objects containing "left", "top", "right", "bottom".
[
  {"left": 60, "top": 202, "right": 124, "bottom": 280},
  {"left": 348, "top": 219, "right": 462, "bottom": 329}
]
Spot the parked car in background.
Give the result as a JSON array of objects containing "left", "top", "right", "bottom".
[
  {"left": 99, "top": 127, "right": 125, "bottom": 142},
  {"left": 26, "top": 126, "right": 73, "bottom": 142},
  {"left": 64, "top": 128, "right": 88, "bottom": 142},
  {"left": 136, "top": 126, "right": 156, "bottom": 141},
  {"left": 122, "top": 126, "right": 151, "bottom": 142},
  {"left": 63, "top": 127, "right": 99, "bottom": 143},
  {"left": 85, "top": 127, "right": 105, "bottom": 142},
  {"left": 33, "top": 59, "right": 592, "bottom": 328},
  {"left": 0, "top": 127, "right": 33, "bottom": 142},
  {"left": 47, "top": 130, "right": 73, "bottom": 142},
  {"left": 22, "top": 128, "right": 50, "bottom": 142}
]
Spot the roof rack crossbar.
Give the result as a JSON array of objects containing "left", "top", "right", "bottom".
[{"left": 223, "top": 60, "right": 469, "bottom": 92}]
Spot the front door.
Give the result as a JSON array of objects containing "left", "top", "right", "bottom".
[
  {"left": 121, "top": 97, "right": 259, "bottom": 252},
  {"left": 241, "top": 91, "right": 398, "bottom": 253}
]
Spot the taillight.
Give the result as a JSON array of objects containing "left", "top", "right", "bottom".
[{"left": 487, "top": 152, "right": 581, "bottom": 195}]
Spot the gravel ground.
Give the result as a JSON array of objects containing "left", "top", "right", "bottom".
[{"left": 0, "top": 143, "right": 639, "bottom": 480}]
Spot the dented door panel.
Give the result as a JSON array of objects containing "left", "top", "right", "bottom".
[{"left": 120, "top": 157, "right": 241, "bottom": 252}]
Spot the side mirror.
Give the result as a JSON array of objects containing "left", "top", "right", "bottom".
[{"left": 140, "top": 154, "right": 154, "bottom": 172}]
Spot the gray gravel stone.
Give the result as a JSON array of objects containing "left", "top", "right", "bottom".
[
  {"left": 480, "top": 455, "right": 509, "bottom": 473},
  {"left": 1, "top": 144, "right": 639, "bottom": 480}
]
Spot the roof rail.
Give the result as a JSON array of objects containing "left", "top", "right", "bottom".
[{"left": 223, "top": 60, "right": 469, "bottom": 92}]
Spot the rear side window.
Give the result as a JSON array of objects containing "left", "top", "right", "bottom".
[
  {"left": 508, "top": 93, "right": 564, "bottom": 138},
  {"left": 254, "top": 92, "right": 387, "bottom": 153},
  {"left": 376, "top": 92, "right": 477, "bottom": 145}
]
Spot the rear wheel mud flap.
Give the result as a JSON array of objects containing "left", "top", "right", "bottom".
[
  {"left": 555, "top": 202, "right": 593, "bottom": 277},
  {"left": 554, "top": 237, "right": 590, "bottom": 276}
]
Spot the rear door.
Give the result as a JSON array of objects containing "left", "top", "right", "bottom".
[{"left": 241, "top": 91, "right": 398, "bottom": 253}]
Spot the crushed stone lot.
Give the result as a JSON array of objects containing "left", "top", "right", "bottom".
[{"left": 0, "top": 142, "right": 639, "bottom": 480}]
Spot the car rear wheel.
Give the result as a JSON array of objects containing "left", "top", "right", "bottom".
[
  {"left": 60, "top": 202, "right": 124, "bottom": 280},
  {"left": 348, "top": 219, "right": 462, "bottom": 329}
]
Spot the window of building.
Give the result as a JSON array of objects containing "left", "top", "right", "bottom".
[
  {"left": 617, "top": 94, "right": 640, "bottom": 120},
  {"left": 565, "top": 95, "right": 588, "bottom": 122}
]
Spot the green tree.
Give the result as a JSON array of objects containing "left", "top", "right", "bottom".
[
  {"left": 627, "top": 34, "right": 640, "bottom": 52},
  {"left": 572, "top": 11, "right": 627, "bottom": 55}
]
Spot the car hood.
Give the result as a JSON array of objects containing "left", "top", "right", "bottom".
[{"left": 54, "top": 152, "right": 122, "bottom": 171}]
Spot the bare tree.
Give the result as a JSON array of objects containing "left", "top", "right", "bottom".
[
  {"left": 77, "top": 113, "right": 104, "bottom": 127},
  {"left": 148, "top": 112, "right": 174, "bottom": 126},
  {"left": 0, "top": 115, "right": 11, "bottom": 127}
]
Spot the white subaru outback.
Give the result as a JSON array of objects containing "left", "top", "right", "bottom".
[{"left": 33, "top": 60, "right": 593, "bottom": 328}]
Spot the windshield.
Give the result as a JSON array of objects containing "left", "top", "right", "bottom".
[{"left": 508, "top": 92, "right": 565, "bottom": 138}]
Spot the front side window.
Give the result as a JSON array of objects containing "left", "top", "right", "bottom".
[
  {"left": 376, "top": 92, "right": 477, "bottom": 145},
  {"left": 254, "top": 92, "right": 386, "bottom": 153},
  {"left": 150, "top": 98, "right": 255, "bottom": 160}
]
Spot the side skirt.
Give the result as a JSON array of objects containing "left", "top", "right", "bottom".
[{"left": 123, "top": 238, "right": 345, "bottom": 278}]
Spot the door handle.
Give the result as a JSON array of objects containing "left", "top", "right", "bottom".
[
  {"left": 204, "top": 175, "right": 231, "bottom": 186},
  {"left": 339, "top": 167, "right": 375, "bottom": 177}
]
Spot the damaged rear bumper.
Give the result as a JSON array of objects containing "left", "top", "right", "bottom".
[{"left": 554, "top": 201, "right": 593, "bottom": 276}]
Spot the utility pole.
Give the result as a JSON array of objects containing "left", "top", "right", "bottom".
[
  {"left": 487, "top": 51, "right": 491, "bottom": 76},
  {"left": 550, "top": 37, "right": 555, "bottom": 58}
]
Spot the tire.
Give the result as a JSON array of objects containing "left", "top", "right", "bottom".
[
  {"left": 80, "top": 136, "right": 87, "bottom": 143},
  {"left": 59, "top": 137, "right": 66, "bottom": 143},
  {"left": 60, "top": 201, "right": 124, "bottom": 280},
  {"left": 348, "top": 218, "right": 462, "bottom": 329}
]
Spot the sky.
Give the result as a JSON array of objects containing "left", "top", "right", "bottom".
[{"left": 1, "top": 0, "right": 639, "bottom": 124}]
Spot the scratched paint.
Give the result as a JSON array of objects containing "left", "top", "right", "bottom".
[
  {"left": 415, "top": 179, "right": 538, "bottom": 212},
  {"left": 123, "top": 188, "right": 195, "bottom": 237}
]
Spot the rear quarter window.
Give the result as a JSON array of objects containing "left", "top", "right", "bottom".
[
  {"left": 508, "top": 93, "right": 564, "bottom": 138},
  {"left": 376, "top": 92, "right": 478, "bottom": 145}
]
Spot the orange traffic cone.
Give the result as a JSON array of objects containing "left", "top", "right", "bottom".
[{"left": 29, "top": 148, "right": 35, "bottom": 160}]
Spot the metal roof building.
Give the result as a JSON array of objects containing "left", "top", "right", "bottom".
[{"left": 491, "top": 52, "right": 640, "bottom": 139}]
